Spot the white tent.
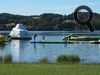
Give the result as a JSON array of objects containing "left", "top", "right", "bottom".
[{"left": 9, "top": 24, "right": 31, "bottom": 39}]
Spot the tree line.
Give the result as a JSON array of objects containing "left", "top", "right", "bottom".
[{"left": 0, "top": 12, "right": 99, "bottom": 31}]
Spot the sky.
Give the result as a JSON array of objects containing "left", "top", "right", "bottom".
[{"left": 0, "top": 0, "right": 99, "bottom": 15}]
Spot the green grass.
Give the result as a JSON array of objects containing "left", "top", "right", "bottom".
[{"left": 0, "top": 64, "right": 100, "bottom": 75}]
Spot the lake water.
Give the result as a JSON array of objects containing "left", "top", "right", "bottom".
[{"left": 1, "top": 31, "right": 100, "bottom": 64}]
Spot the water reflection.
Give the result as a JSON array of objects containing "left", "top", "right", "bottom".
[
  {"left": 11, "top": 40, "right": 31, "bottom": 63},
  {"left": 11, "top": 39, "right": 66, "bottom": 63},
  {"left": 11, "top": 40, "right": 52, "bottom": 63},
  {"left": 76, "top": 44, "right": 100, "bottom": 63},
  {"left": 9, "top": 37, "right": 100, "bottom": 63},
  {"left": 1, "top": 32, "right": 100, "bottom": 64}
]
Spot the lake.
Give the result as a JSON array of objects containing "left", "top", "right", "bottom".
[{"left": 0, "top": 31, "right": 100, "bottom": 64}]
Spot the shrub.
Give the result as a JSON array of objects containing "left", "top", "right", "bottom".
[
  {"left": 0, "top": 56, "right": 3, "bottom": 63},
  {"left": 39, "top": 57, "right": 50, "bottom": 64},
  {"left": 4, "top": 55, "right": 12, "bottom": 63},
  {"left": 57, "top": 55, "right": 80, "bottom": 63}
]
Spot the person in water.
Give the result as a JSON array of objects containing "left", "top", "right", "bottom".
[
  {"left": 34, "top": 34, "right": 37, "bottom": 41},
  {"left": 43, "top": 35, "right": 46, "bottom": 40}
]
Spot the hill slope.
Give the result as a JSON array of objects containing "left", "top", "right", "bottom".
[{"left": 0, "top": 13, "right": 99, "bottom": 31}]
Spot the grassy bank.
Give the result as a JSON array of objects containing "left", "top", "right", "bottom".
[{"left": 0, "top": 64, "right": 100, "bottom": 75}]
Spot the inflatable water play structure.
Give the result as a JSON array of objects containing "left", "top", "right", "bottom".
[
  {"left": 9, "top": 24, "right": 31, "bottom": 39},
  {"left": 63, "top": 33, "right": 100, "bottom": 41}
]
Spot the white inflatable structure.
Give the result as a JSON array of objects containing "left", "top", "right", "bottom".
[{"left": 9, "top": 24, "right": 31, "bottom": 39}]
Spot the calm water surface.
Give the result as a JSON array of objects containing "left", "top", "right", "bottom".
[{"left": 0, "top": 31, "right": 100, "bottom": 63}]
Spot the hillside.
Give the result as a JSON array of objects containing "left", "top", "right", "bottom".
[{"left": 0, "top": 12, "right": 99, "bottom": 31}]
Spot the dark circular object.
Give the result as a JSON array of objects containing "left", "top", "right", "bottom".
[
  {"left": 74, "top": 5, "right": 93, "bottom": 25},
  {"left": 74, "top": 5, "right": 94, "bottom": 32}
]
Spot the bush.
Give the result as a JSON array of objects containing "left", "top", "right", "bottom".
[
  {"left": 57, "top": 55, "right": 80, "bottom": 63},
  {"left": 0, "top": 56, "right": 3, "bottom": 63},
  {"left": 39, "top": 57, "right": 50, "bottom": 64},
  {"left": 4, "top": 55, "right": 12, "bottom": 63}
]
